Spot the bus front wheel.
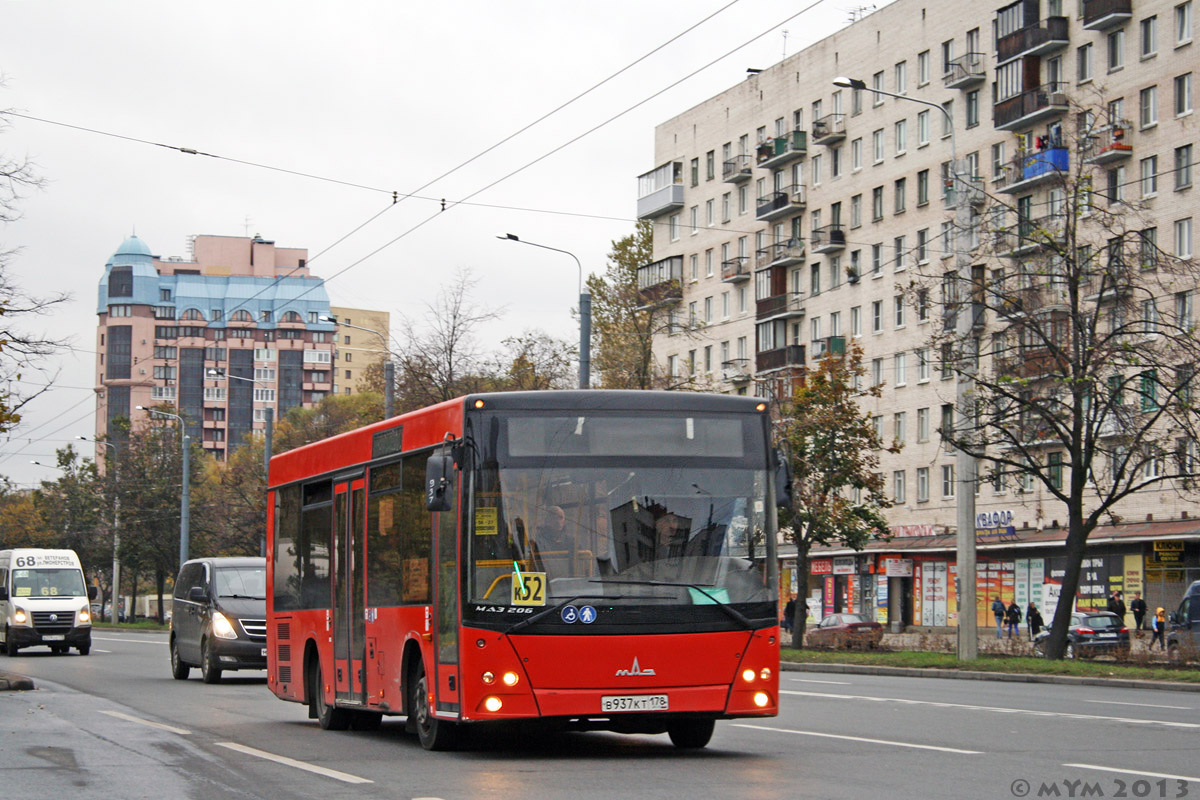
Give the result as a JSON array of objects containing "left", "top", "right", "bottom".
[
  {"left": 310, "top": 659, "right": 350, "bottom": 731},
  {"left": 411, "top": 661, "right": 457, "bottom": 751},
  {"left": 668, "top": 719, "right": 715, "bottom": 749}
]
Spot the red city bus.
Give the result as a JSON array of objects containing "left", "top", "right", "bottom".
[{"left": 266, "top": 390, "right": 784, "bottom": 750}]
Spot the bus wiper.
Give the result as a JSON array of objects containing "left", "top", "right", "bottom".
[
  {"left": 218, "top": 593, "right": 263, "bottom": 600},
  {"left": 588, "top": 579, "right": 754, "bottom": 630}
]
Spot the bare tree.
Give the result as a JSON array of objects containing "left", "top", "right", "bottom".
[
  {"left": 394, "top": 268, "right": 500, "bottom": 410},
  {"left": 906, "top": 95, "right": 1200, "bottom": 659}
]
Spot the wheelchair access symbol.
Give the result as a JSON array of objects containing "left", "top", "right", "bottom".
[{"left": 560, "top": 605, "right": 579, "bottom": 624}]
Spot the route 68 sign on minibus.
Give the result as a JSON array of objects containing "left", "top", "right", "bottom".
[{"left": 0, "top": 549, "right": 93, "bottom": 656}]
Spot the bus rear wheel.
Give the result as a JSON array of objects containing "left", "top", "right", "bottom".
[
  {"left": 668, "top": 719, "right": 715, "bottom": 749},
  {"left": 311, "top": 659, "right": 350, "bottom": 731},
  {"left": 412, "top": 661, "right": 457, "bottom": 751}
]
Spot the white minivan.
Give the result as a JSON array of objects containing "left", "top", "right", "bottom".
[{"left": 0, "top": 548, "right": 93, "bottom": 656}]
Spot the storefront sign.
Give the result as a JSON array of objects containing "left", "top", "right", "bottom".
[
  {"left": 832, "top": 556, "right": 856, "bottom": 575},
  {"left": 891, "top": 524, "right": 936, "bottom": 538},
  {"left": 811, "top": 558, "right": 833, "bottom": 575},
  {"left": 1153, "top": 541, "right": 1185, "bottom": 564},
  {"left": 883, "top": 557, "right": 914, "bottom": 577}
]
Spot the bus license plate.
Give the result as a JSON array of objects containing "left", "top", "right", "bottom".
[
  {"left": 43, "top": 635, "right": 65, "bottom": 641},
  {"left": 601, "top": 694, "right": 668, "bottom": 713}
]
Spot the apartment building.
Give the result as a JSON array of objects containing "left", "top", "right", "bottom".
[
  {"left": 327, "top": 305, "right": 391, "bottom": 396},
  {"left": 95, "top": 233, "right": 336, "bottom": 459},
  {"left": 636, "top": 0, "right": 1197, "bottom": 625}
]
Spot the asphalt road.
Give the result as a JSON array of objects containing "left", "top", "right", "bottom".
[{"left": 2, "top": 631, "right": 1198, "bottom": 800}]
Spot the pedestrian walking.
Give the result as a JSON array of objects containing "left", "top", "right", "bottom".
[
  {"left": 782, "top": 597, "right": 796, "bottom": 634},
  {"left": 1150, "top": 606, "right": 1167, "bottom": 650},
  {"left": 991, "top": 596, "right": 1006, "bottom": 639},
  {"left": 1005, "top": 601, "right": 1022, "bottom": 639},
  {"left": 1130, "top": 592, "right": 1147, "bottom": 631},
  {"left": 1107, "top": 591, "right": 1127, "bottom": 623},
  {"left": 1026, "top": 602, "right": 1044, "bottom": 638}
]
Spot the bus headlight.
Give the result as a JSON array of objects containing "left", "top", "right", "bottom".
[
  {"left": 759, "top": 668, "right": 772, "bottom": 681},
  {"left": 753, "top": 692, "right": 771, "bottom": 708},
  {"left": 211, "top": 611, "right": 238, "bottom": 639},
  {"left": 742, "top": 669, "right": 756, "bottom": 683},
  {"left": 13, "top": 608, "right": 28, "bottom": 625},
  {"left": 484, "top": 696, "right": 503, "bottom": 712},
  {"left": 482, "top": 671, "right": 496, "bottom": 684},
  {"left": 501, "top": 671, "right": 519, "bottom": 687}
]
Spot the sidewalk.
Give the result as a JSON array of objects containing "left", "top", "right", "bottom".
[{"left": 875, "top": 626, "right": 1173, "bottom": 661}]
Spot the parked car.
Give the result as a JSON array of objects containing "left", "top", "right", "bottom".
[
  {"left": 807, "top": 612, "right": 884, "bottom": 649},
  {"left": 1032, "top": 611, "right": 1130, "bottom": 659},
  {"left": 169, "top": 557, "right": 266, "bottom": 683},
  {"left": 1167, "top": 580, "right": 1200, "bottom": 661}
]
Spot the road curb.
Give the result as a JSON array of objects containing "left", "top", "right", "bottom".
[
  {"left": 0, "top": 670, "right": 35, "bottom": 691},
  {"left": 781, "top": 661, "right": 1200, "bottom": 693}
]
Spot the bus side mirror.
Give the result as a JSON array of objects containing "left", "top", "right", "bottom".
[
  {"left": 774, "top": 446, "right": 794, "bottom": 510},
  {"left": 425, "top": 452, "right": 455, "bottom": 512}
]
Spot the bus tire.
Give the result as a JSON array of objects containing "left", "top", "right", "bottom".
[
  {"left": 311, "top": 659, "right": 350, "bottom": 731},
  {"left": 200, "top": 638, "right": 222, "bottom": 684},
  {"left": 4, "top": 627, "right": 18, "bottom": 657},
  {"left": 412, "top": 661, "right": 457, "bottom": 751},
  {"left": 668, "top": 719, "right": 715, "bottom": 749},
  {"left": 77, "top": 644, "right": 90, "bottom": 656},
  {"left": 170, "top": 637, "right": 190, "bottom": 679}
]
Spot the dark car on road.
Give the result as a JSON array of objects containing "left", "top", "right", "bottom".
[
  {"left": 1033, "top": 611, "right": 1130, "bottom": 659},
  {"left": 807, "top": 612, "right": 885, "bottom": 649},
  {"left": 169, "top": 557, "right": 266, "bottom": 683},
  {"left": 1168, "top": 580, "right": 1200, "bottom": 661}
]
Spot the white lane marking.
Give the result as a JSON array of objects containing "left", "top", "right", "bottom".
[
  {"left": 94, "top": 649, "right": 112, "bottom": 653},
  {"left": 732, "top": 723, "right": 981, "bottom": 754},
  {"left": 1064, "top": 763, "right": 1200, "bottom": 783},
  {"left": 98, "top": 710, "right": 190, "bottom": 735},
  {"left": 780, "top": 690, "right": 1200, "bottom": 729},
  {"left": 92, "top": 636, "right": 166, "bottom": 645},
  {"left": 1080, "top": 699, "right": 1193, "bottom": 710},
  {"left": 216, "top": 743, "right": 373, "bottom": 785},
  {"left": 786, "top": 678, "right": 853, "bottom": 685}
]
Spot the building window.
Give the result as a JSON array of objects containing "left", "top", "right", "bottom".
[
  {"left": 871, "top": 358, "right": 883, "bottom": 386},
  {"left": 917, "top": 111, "right": 930, "bottom": 146},
  {"left": 872, "top": 300, "right": 883, "bottom": 333},
  {"left": 1176, "top": 72, "right": 1194, "bottom": 116},
  {"left": 965, "top": 90, "right": 980, "bottom": 127},
  {"left": 872, "top": 71, "right": 885, "bottom": 104},
  {"left": 1078, "top": 43, "right": 1094, "bottom": 82},
  {"left": 872, "top": 129, "right": 884, "bottom": 163},
  {"left": 895, "top": 296, "right": 906, "bottom": 328},
  {"left": 917, "top": 407, "right": 930, "bottom": 442},
  {"left": 917, "top": 347, "right": 930, "bottom": 381},
  {"left": 1141, "top": 156, "right": 1159, "bottom": 196},
  {"left": 851, "top": 194, "right": 863, "bottom": 228},
  {"left": 894, "top": 178, "right": 906, "bottom": 213},
  {"left": 669, "top": 214, "right": 680, "bottom": 241},
  {"left": 1141, "top": 15, "right": 1158, "bottom": 58},
  {"left": 1108, "top": 29, "right": 1125, "bottom": 71},
  {"left": 894, "top": 411, "right": 907, "bottom": 444},
  {"left": 916, "top": 467, "right": 930, "bottom": 502},
  {"left": 1177, "top": 218, "right": 1194, "bottom": 258},
  {"left": 893, "top": 470, "right": 906, "bottom": 503},
  {"left": 706, "top": 151, "right": 715, "bottom": 180},
  {"left": 918, "top": 50, "right": 930, "bottom": 86},
  {"left": 1178, "top": 1, "right": 1194, "bottom": 46},
  {"left": 942, "top": 465, "right": 956, "bottom": 499},
  {"left": 894, "top": 352, "right": 907, "bottom": 386},
  {"left": 894, "top": 119, "right": 907, "bottom": 155},
  {"left": 690, "top": 157, "right": 699, "bottom": 186},
  {"left": 1140, "top": 86, "right": 1158, "bottom": 127},
  {"left": 1176, "top": 144, "right": 1194, "bottom": 188}
]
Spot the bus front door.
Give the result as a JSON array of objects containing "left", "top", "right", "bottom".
[{"left": 333, "top": 477, "right": 367, "bottom": 707}]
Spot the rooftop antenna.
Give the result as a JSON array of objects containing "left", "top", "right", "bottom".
[
  {"left": 243, "top": 216, "right": 253, "bottom": 237},
  {"left": 781, "top": 29, "right": 788, "bottom": 59},
  {"left": 848, "top": 4, "right": 876, "bottom": 23}
]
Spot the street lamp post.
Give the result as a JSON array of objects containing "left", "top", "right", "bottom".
[
  {"left": 497, "top": 233, "right": 591, "bottom": 389},
  {"left": 78, "top": 436, "right": 120, "bottom": 622},
  {"left": 319, "top": 316, "right": 395, "bottom": 418},
  {"left": 136, "top": 406, "right": 190, "bottom": 569},
  {"left": 834, "top": 77, "right": 978, "bottom": 660}
]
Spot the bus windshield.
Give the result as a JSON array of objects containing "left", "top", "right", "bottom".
[
  {"left": 465, "top": 411, "right": 777, "bottom": 632},
  {"left": 11, "top": 568, "right": 87, "bottom": 599}
]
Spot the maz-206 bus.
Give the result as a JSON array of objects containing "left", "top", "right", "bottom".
[{"left": 266, "top": 390, "right": 785, "bottom": 750}]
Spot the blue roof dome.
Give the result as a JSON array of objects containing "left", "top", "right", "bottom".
[{"left": 112, "top": 234, "right": 153, "bottom": 259}]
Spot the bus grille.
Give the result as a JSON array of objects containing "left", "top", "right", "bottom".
[
  {"left": 276, "top": 621, "right": 290, "bottom": 640},
  {"left": 277, "top": 644, "right": 291, "bottom": 662},
  {"left": 239, "top": 618, "right": 267, "bottom": 641},
  {"left": 32, "top": 611, "right": 74, "bottom": 634},
  {"left": 279, "top": 665, "right": 292, "bottom": 684}
]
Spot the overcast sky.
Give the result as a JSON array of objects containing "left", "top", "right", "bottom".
[{"left": 0, "top": 0, "right": 889, "bottom": 488}]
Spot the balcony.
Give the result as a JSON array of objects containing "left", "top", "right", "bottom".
[
  {"left": 721, "top": 256, "right": 752, "bottom": 283},
  {"left": 756, "top": 344, "right": 806, "bottom": 374},
  {"left": 998, "top": 147, "right": 1070, "bottom": 194},
  {"left": 943, "top": 52, "right": 987, "bottom": 89},
  {"left": 755, "top": 184, "right": 807, "bottom": 221},
  {"left": 810, "top": 336, "right": 846, "bottom": 359},
  {"left": 1083, "top": 123, "right": 1133, "bottom": 165},
  {"left": 996, "top": 16, "right": 1069, "bottom": 64},
  {"left": 756, "top": 292, "right": 806, "bottom": 321},
  {"left": 721, "top": 358, "right": 752, "bottom": 383},
  {"left": 722, "top": 154, "right": 754, "bottom": 183},
  {"left": 993, "top": 84, "right": 1069, "bottom": 132},
  {"left": 811, "top": 224, "right": 846, "bottom": 254},
  {"left": 945, "top": 175, "right": 987, "bottom": 208},
  {"left": 811, "top": 114, "right": 846, "bottom": 146},
  {"left": 756, "top": 130, "right": 808, "bottom": 169},
  {"left": 635, "top": 255, "right": 683, "bottom": 309},
  {"left": 636, "top": 162, "right": 684, "bottom": 219},
  {"left": 1083, "top": 0, "right": 1133, "bottom": 30},
  {"left": 764, "top": 238, "right": 806, "bottom": 268}
]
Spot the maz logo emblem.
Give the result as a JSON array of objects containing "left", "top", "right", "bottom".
[{"left": 615, "top": 657, "right": 656, "bottom": 676}]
